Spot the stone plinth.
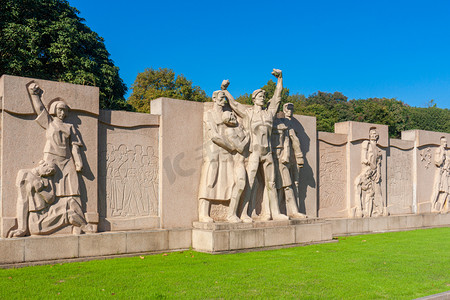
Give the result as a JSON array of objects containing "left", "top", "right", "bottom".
[{"left": 192, "top": 219, "right": 333, "bottom": 253}]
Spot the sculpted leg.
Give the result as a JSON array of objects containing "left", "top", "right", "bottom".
[
  {"left": 227, "top": 165, "right": 245, "bottom": 223},
  {"left": 265, "top": 160, "right": 288, "bottom": 221},
  {"left": 199, "top": 198, "right": 213, "bottom": 223},
  {"left": 67, "top": 198, "right": 95, "bottom": 234},
  {"left": 284, "top": 186, "right": 307, "bottom": 219},
  {"left": 8, "top": 186, "right": 29, "bottom": 238}
]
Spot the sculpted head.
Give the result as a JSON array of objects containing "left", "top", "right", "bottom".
[
  {"left": 49, "top": 99, "right": 69, "bottom": 120},
  {"left": 212, "top": 90, "right": 227, "bottom": 107},
  {"left": 369, "top": 128, "right": 379, "bottom": 142},
  {"left": 252, "top": 89, "right": 266, "bottom": 106},
  {"left": 283, "top": 103, "right": 294, "bottom": 118},
  {"left": 222, "top": 110, "right": 238, "bottom": 127},
  {"left": 440, "top": 136, "right": 447, "bottom": 148},
  {"left": 37, "top": 160, "right": 56, "bottom": 177}
]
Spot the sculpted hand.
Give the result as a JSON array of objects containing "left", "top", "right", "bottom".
[
  {"left": 28, "top": 82, "right": 43, "bottom": 96},
  {"left": 272, "top": 69, "right": 282, "bottom": 78},
  {"left": 75, "top": 162, "right": 83, "bottom": 172},
  {"left": 221, "top": 80, "right": 230, "bottom": 90}
]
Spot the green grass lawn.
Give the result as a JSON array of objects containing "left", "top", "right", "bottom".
[{"left": 0, "top": 227, "right": 448, "bottom": 299}]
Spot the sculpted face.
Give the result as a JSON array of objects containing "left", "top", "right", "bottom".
[
  {"left": 254, "top": 91, "right": 265, "bottom": 106},
  {"left": 56, "top": 103, "right": 68, "bottom": 120},
  {"left": 214, "top": 91, "right": 227, "bottom": 107},
  {"left": 283, "top": 105, "right": 293, "bottom": 117},
  {"left": 369, "top": 129, "right": 379, "bottom": 142},
  {"left": 441, "top": 137, "right": 447, "bottom": 148},
  {"left": 38, "top": 162, "right": 55, "bottom": 177}
]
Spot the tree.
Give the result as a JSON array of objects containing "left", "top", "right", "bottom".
[
  {"left": 128, "top": 68, "right": 210, "bottom": 113},
  {"left": 0, "top": 0, "right": 129, "bottom": 110}
]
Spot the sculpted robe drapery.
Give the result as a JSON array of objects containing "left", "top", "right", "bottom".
[
  {"left": 198, "top": 109, "right": 234, "bottom": 201},
  {"left": 36, "top": 109, "right": 82, "bottom": 196}
]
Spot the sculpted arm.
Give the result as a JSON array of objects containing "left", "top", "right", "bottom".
[
  {"left": 27, "top": 82, "right": 47, "bottom": 116},
  {"left": 289, "top": 128, "right": 304, "bottom": 166},
  {"left": 221, "top": 80, "right": 246, "bottom": 119},
  {"left": 205, "top": 118, "right": 234, "bottom": 152},
  {"left": 268, "top": 69, "right": 283, "bottom": 113},
  {"left": 434, "top": 147, "right": 445, "bottom": 167}
]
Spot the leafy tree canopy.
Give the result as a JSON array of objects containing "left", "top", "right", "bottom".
[
  {"left": 0, "top": 0, "right": 129, "bottom": 110},
  {"left": 128, "top": 68, "right": 210, "bottom": 113}
]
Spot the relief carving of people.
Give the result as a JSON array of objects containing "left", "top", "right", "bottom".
[
  {"left": 354, "top": 128, "right": 387, "bottom": 218},
  {"left": 106, "top": 144, "right": 158, "bottom": 217},
  {"left": 198, "top": 88, "right": 248, "bottom": 223},
  {"left": 430, "top": 137, "right": 449, "bottom": 213},
  {"left": 8, "top": 82, "right": 95, "bottom": 237},
  {"left": 226, "top": 69, "right": 288, "bottom": 221},
  {"left": 271, "top": 103, "right": 307, "bottom": 218},
  {"left": 198, "top": 69, "right": 308, "bottom": 223}
]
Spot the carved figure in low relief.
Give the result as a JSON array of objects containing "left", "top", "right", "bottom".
[
  {"left": 106, "top": 144, "right": 158, "bottom": 217},
  {"left": 13, "top": 82, "right": 95, "bottom": 236},
  {"left": 226, "top": 69, "right": 288, "bottom": 221},
  {"left": 271, "top": 103, "right": 307, "bottom": 218},
  {"left": 198, "top": 89, "right": 248, "bottom": 223},
  {"left": 354, "top": 128, "right": 386, "bottom": 217},
  {"left": 430, "top": 137, "right": 449, "bottom": 213},
  {"left": 8, "top": 161, "right": 93, "bottom": 237}
]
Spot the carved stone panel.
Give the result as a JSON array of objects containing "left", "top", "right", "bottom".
[
  {"left": 387, "top": 143, "right": 413, "bottom": 215},
  {"left": 98, "top": 110, "right": 159, "bottom": 231},
  {"left": 318, "top": 139, "right": 347, "bottom": 218}
]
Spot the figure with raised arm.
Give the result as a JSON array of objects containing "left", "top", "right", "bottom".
[
  {"left": 23, "top": 82, "right": 94, "bottom": 234},
  {"left": 198, "top": 89, "right": 248, "bottom": 223},
  {"left": 271, "top": 103, "right": 307, "bottom": 218},
  {"left": 224, "top": 69, "right": 288, "bottom": 221}
]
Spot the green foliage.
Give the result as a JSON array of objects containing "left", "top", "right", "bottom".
[
  {"left": 0, "top": 228, "right": 448, "bottom": 298},
  {"left": 128, "top": 68, "right": 210, "bottom": 113},
  {"left": 0, "top": 0, "right": 129, "bottom": 110}
]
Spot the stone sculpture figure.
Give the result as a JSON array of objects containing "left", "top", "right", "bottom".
[
  {"left": 198, "top": 89, "right": 248, "bottom": 223},
  {"left": 271, "top": 103, "right": 307, "bottom": 218},
  {"left": 8, "top": 161, "right": 93, "bottom": 237},
  {"left": 430, "top": 137, "right": 449, "bottom": 213},
  {"left": 354, "top": 128, "right": 386, "bottom": 217},
  {"left": 225, "top": 69, "right": 288, "bottom": 221},
  {"left": 8, "top": 82, "right": 95, "bottom": 236}
]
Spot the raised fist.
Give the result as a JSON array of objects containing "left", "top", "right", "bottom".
[
  {"left": 28, "top": 82, "right": 43, "bottom": 96},
  {"left": 272, "top": 69, "right": 282, "bottom": 78},
  {"left": 221, "top": 79, "right": 230, "bottom": 90}
]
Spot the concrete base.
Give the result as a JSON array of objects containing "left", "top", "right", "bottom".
[
  {"left": 327, "top": 213, "right": 450, "bottom": 236},
  {"left": 192, "top": 219, "right": 333, "bottom": 253},
  {"left": 0, "top": 228, "right": 191, "bottom": 266}
]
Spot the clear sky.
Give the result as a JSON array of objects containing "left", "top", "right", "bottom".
[{"left": 70, "top": 0, "right": 450, "bottom": 109}]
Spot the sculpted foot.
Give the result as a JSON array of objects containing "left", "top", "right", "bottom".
[
  {"left": 259, "top": 214, "right": 271, "bottom": 221},
  {"left": 241, "top": 215, "right": 253, "bottom": 223},
  {"left": 7, "top": 229, "right": 26, "bottom": 238},
  {"left": 227, "top": 215, "right": 242, "bottom": 223},
  {"left": 199, "top": 216, "right": 214, "bottom": 223},
  {"left": 81, "top": 223, "right": 96, "bottom": 234},
  {"left": 272, "top": 214, "right": 289, "bottom": 221},
  {"left": 289, "top": 212, "right": 308, "bottom": 219},
  {"left": 72, "top": 226, "right": 82, "bottom": 235}
]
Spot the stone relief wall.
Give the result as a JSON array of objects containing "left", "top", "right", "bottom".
[
  {"left": 0, "top": 75, "right": 99, "bottom": 238},
  {"left": 317, "top": 132, "right": 347, "bottom": 218},
  {"left": 98, "top": 110, "right": 160, "bottom": 231},
  {"left": 386, "top": 139, "right": 413, "bottom": 215}
]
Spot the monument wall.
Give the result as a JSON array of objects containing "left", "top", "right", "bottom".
[{"left": 0, "top": 74, "right": 448, "bottom": 264}]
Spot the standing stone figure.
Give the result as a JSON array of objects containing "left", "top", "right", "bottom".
[
  {"left": 430, "top": 137, "right": 449, "bottom": 213},
  {"left": 226, "top": 69, "right": 288, "bottom": 221},
  {"left": 8, "top": 161, "right": 93, "bottom": 237},
  {"left": 15, "top": 82, "right": 95, "bottom": 235},
  {"left": 354, "top": 128, "right": 386, "bottom": 217},
  {"left": 198, "top": 89, "right": 248, "bottom": 223},
  {"left": 272, "top": 103, "right": 307, "bottom": 218}
]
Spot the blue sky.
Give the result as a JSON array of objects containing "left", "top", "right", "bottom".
[{"left": 71, "top": 0, "right": 450, "bottom": 109}]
